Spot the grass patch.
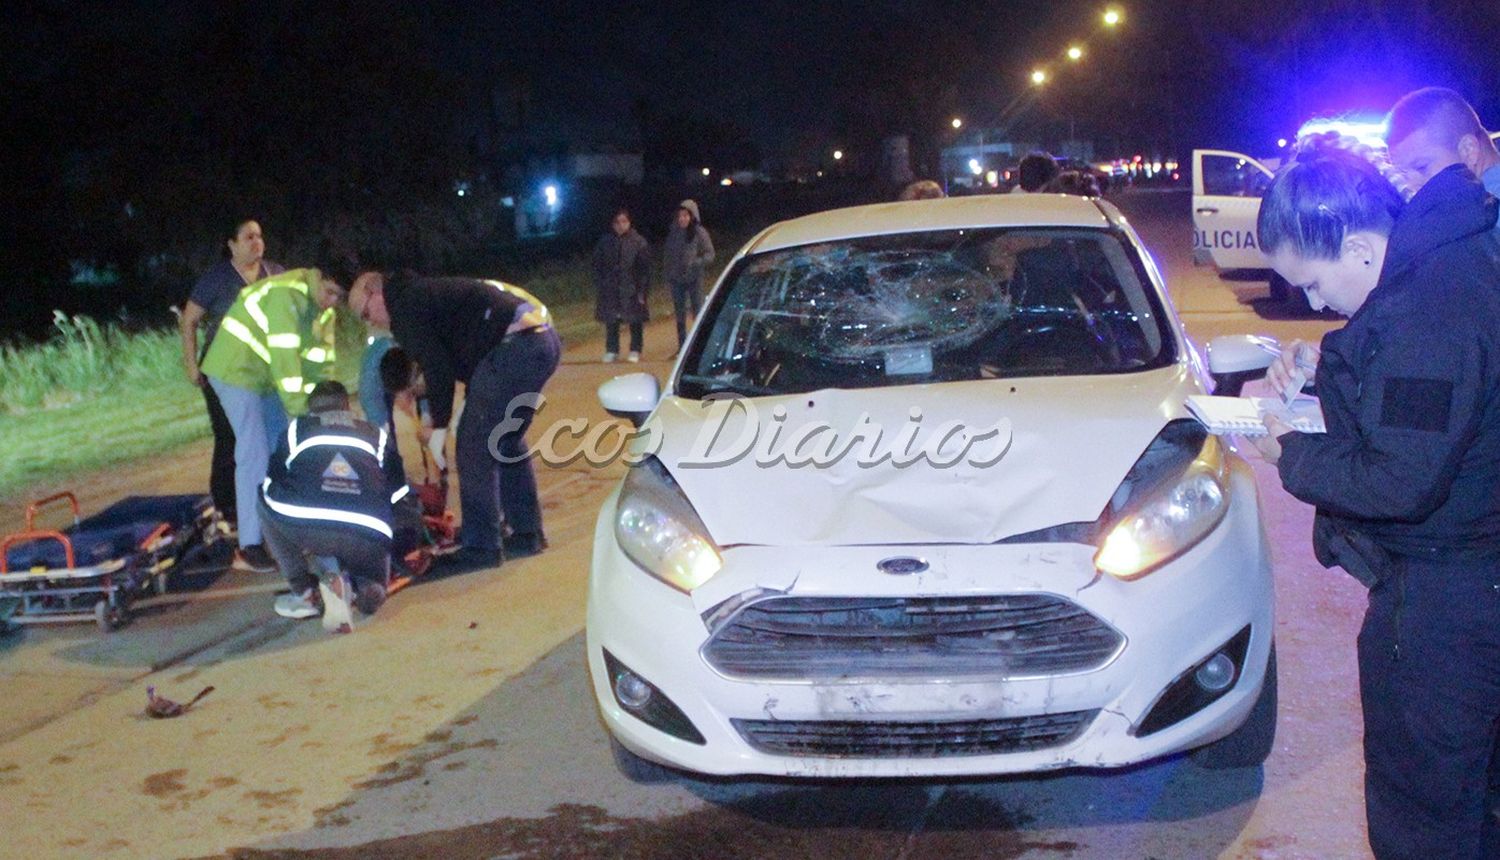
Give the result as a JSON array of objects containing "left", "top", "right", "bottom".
[{"left": 0, "top": 238, "right": 748, "bottom": 503}]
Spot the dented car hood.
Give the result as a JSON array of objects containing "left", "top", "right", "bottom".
[{"left": 652, "top": 365, "right": 1201, "bottom": 547}]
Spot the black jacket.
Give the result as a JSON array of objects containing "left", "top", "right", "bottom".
[
  {"left": 592, "top": 229, "right": 652, "bottom": 323},
  {"left": 384, "top": 274, "right": 529, "bottom": 427},
  {"left": 261, "top": 410, "right": 408, "bottom": 542},
  {"left": 1279, "top": 165, "right": 1500, "bottom": 561}
]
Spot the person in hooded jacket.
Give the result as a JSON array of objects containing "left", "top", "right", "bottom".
[
  {"left": 662, "top": 199, "right": 715, "bottom": 353},
  {"left": 592, "top": 207, "right": 651, "bottom": 363},
  {"left": 1251, "top": 138, "right": 1500, "bottom": 859}
]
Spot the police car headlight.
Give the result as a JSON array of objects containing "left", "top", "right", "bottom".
[
  {"left": 614, "top": 456, "right": 722, "bottom": 592},
  {"left": 1096, "top": 433, "right": 1228, "bottom": 580}
]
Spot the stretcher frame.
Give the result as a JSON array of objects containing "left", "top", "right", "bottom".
[{"left": 0, "top": 492, "right": 224, "bottom": 632}]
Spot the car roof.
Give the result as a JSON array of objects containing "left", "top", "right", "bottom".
[{"left": 744, "top": 193, "right": 1113, "bottom": 255}]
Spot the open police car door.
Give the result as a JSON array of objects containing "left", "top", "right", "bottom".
[{"left": 1192, "top": 150, "right": 1274, "bottom": 270}]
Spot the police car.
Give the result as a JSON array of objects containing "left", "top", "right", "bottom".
[
  {"left": 1190, "top": 148, "right": 1285, "bottom": 296},
  {"left": 588, "top": 193, "right": 1278, "bottom": 780}
]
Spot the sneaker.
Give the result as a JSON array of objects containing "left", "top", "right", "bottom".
[
  {"left": 602, "top": 351, "right": 618, "bottom": 363},
  {"left": 626, "top": 351, "right": 641, "bottom": 363},
  {"left": 503, "top": 532, "right": 548, "bottom": 560},
  {"left": 274, "top": 588, "right": 321, "bottom": 620},
  {"left": 319, "top": 572, "right": 354, "bottom": 634},
  {"left": 354, "top": 580, "right": 387, "bottom": 616},
  {"left": 438, "top": 546, "right": 502, "bottom": 575},
  {"left": 231, "top": 545, "right": 278, "bottom": 574}
]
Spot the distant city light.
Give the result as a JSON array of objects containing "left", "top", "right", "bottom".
[
  {"left": 1277, "top": 138, "right": 1288, "bottom": 148},
  {"left": 720, "top": 177, "right": 733, "bottom": 186},
  {"left": 543, "top": 184, "right": 558, "bottom": 207},
  {"left": 833, "top": 149, "right": 844, "bottom": 160},
  {"left": 701, "top": 167, "right": 711, "bottom": 176},
  {"left": 1067, "top": 45, "right": 1084, "bottom": 61},
  {"left": 951, "top": 117, "right": 963, "bottom": 129},
  {"left": 968, "top": 158, "right": 983, "bottom": 175},
  {"left": 1103, "top": 8, "right": 1122, "bottom": 26},
  {"left": 1030, "top": 69, "right": 1048, "bottom": 85},
  {"left": 985, "top": 170, "right": 999, "bottom": 186}
]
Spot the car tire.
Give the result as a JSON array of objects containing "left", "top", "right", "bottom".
[
  {"left": 1190, "top": 643, "right": 1277, "bottom": 770},
  {"left": 609, "top": 734, "right": 673, "bottom": 784}
]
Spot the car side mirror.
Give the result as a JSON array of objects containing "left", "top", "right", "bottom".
[
  {"left": 598, "top": 373, "right": 660, "bottom": 427},
  {"left": 1207, "top": 334, "right": 1280, "bottom": 397}
]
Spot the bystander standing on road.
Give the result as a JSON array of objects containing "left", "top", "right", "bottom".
[
  {"left": 592, "top": 208, "right": 651, "bottom": 363},
  {"left": 1386, "top": 86, "right": 1500, "bottom": 231},
  {"left": 177, "top": 217, "right": 286, "bottom": 569},
  {"left": 260, "top": 381, "right": 405, "bottom": 633},
  {"left": 662, "top": 199, "right": 715, "bottom": 356},
  {"left": 348, "top": 272, "right": 559, "bottom": 573},
  {"left": 1251, "top": 137, "right": 1500, "bottom": 859},
  {"left": 897, "top": 179, "right": 945, "bottom": 200},
  {"left": 199, "top": 266, "right": 348, "bottom": 573},
  {"left": 1010, "top": 152, "right": 1059, "bottom": 194}
]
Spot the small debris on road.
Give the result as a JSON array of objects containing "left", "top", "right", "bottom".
[{"left": 146, "top": 685, "right": 215, "bottom": 719}]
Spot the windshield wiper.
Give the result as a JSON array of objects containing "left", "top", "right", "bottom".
[{"left": 678, "top": 373, "right": 779, "bottom": 397}]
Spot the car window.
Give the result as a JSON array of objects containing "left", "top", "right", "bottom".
[
  {"left": 1200, "top": 154, "right": 1270, "bottom": 198},
  {"left": 678, "top": 228, "right": 1174, "bottom": 398}
]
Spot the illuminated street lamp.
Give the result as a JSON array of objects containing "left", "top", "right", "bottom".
[
  {"left": 1030, "top": 69, "right": 1048, "bottom": 86},
  {"left": 701, "top": 167, "right": 711, "bottom": 176},
  {"left": 1067, "top": 45, "right": 1084, "bottom": 61},
  {"left": 951, "top": 117, "right": 963, "bottom": 129},
  {"left": 832, "top": 149, "right": 844, "bottom": 161},
  {"left": 1103, "top": 7, "right": 1122, "bottom": 26}
]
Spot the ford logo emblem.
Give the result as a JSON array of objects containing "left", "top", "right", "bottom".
[{"left": 877, "top": 556, "right": 929, "bottom": 576}]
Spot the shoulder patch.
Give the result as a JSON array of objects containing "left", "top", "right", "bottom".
[{"left": 1380, "top": 377, "right": 1453, "bottom": 433}]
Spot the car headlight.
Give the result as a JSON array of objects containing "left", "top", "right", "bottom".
[
  {"left": 615, "top": 456, "right": 723, "bottom": 592},
  {"left": 1095, "top": 431, "right": 1229, "bottom": 579}
]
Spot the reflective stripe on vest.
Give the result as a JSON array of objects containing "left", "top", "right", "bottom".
[
  {"left": 267, "top": 333, "right": 302, "bottom": 349},
  {"left": 280, "top": 376, "right": 305, "bottom": 393},
  {"left": 261, "top": 479, "right": 393, "bottom": 538},
  {"left": 219, "top": 316, "right": 271, "bottom": 364},
  {"left": 285, "top": 433, "right": 381, "bottom": 469},
  {"left": 244, "top": 279, "right": 309, "bottom": 333},
  {"left": 304, "top": 347, "right": 329, "bottom": 363},
  {"left": 390, "top": 484, "right": 410, "bottom": 504}
]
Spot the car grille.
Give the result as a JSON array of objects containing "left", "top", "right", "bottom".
[
  {"left": 732, "top": 711, "right": 1098, "bottom": 758},
  {"left": 702, "top": 594, "right": 1123, "bottom": 681}
]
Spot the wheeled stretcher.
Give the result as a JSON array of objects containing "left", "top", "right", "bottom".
[{"left": 1, "top": 492, "right": 223, "bottom": 632}]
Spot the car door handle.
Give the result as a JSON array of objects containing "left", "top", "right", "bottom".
[{"left": 1195, "top": 207, "right": 1219, "bottom": 215}]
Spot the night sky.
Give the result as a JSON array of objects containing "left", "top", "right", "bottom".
[{"left": 3, "top": 0, "right": 1497, "bottom": 333}]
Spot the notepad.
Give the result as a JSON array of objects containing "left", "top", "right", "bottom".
[{"left": 1185, "top": 395, "right": 1327, "bottom": 437}]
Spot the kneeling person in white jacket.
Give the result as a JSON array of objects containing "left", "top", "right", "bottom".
[{"left": 259, "top": 381, "right": 409, "bottom": 633}]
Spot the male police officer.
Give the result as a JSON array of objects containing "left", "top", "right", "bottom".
[
  {"left": 259, "top": 381, "right": 408, "bottom": 633},
  {"left": 201, "top": 267, "right": 346, "bottom": 573},
  {"left": 348, "top": 272, "right": 559, "bottom": 572},
  {"left": 1386, "top": 87, "right": 1500, "bottom": 230}
]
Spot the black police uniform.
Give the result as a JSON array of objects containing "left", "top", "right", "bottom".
[
  {"left": 383, "top": 275, "right": 561, "bottom": 558},
  {"left": 1276, "top": 165, "right": 1500, "bottom": 859},
  {"left": 258, "top": 409, "right": 409, "bottom": 595}
]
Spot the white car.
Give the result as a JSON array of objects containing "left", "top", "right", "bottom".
[{"left": 587, "top": 194, "right": 1277, "bottom": 780}]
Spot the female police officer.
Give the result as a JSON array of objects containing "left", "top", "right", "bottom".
[{"left": 1253, "top": 138, "right": 1500, "bottom": 858}]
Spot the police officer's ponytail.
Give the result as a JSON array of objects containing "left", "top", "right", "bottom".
[{"left": 1258, "top": 132, "right": 1406, "bottom": 261}]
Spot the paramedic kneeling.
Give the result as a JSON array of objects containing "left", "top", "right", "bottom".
[{"left": 258, "top": 381, "right": 409, "bottom": 633}]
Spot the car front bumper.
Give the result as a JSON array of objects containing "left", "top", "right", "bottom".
[{"left": 586, "top": 460, "right": 1273, "bottom": 778}]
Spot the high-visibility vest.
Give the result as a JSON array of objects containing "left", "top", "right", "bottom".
[{"left": 200, "top": 268, "right": 337, "bottom": 416}]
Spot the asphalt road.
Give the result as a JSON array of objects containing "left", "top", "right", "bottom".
[{"left": 0, "top": 189, "right": 1372, "bottom": 859}]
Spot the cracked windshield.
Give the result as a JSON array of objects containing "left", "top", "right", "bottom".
[{"left": 680, "top": 227, "right": 1173, "bottom": 398}]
